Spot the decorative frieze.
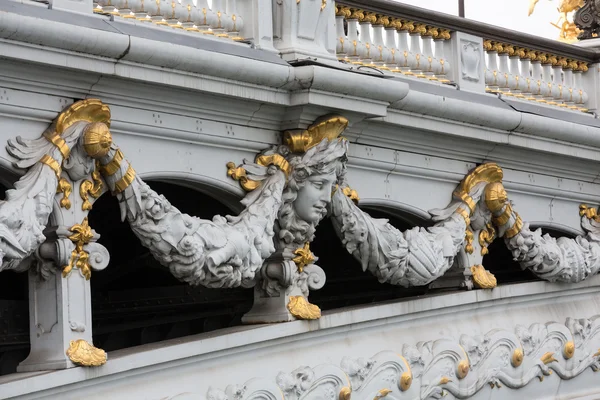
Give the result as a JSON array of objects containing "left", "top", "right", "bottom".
[{"left": 166, "top": 315, "right": 600, "bottom": 399}]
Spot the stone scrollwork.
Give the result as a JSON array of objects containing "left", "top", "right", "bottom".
[{"left": 168, "top": 316, "right": 600, "bottom": 399}]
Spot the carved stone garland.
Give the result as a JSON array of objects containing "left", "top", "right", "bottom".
[
  {"left": 3, "top": 99, "right": 600, "bottom": 373},
  {"left": 165, "top": 315, "right": 600, "bottom": 400}
]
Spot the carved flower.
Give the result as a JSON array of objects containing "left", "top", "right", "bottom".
[{"left": 144, "top": 194, "right": 170, "bottom": 221}]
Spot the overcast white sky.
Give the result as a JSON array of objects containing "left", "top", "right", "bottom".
[{"left": 393, "top": 0, "right": 562, "bottom": 41}]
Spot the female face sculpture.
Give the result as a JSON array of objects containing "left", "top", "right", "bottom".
[{"left": 292, "top": 170, "right": 338, "bottom": 224}]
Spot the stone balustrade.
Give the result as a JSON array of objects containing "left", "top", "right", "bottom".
[
  {"left": 94, "top": 0, "right": 246, "bottom": 41},
  {"left": 334, "top": 0, "right": 598, "bottom": 113}
]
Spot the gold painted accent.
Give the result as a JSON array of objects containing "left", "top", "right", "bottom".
[
  {"left": 483, "top": 39, "right": 492, "bottom": 51},
  {"left": 39, "top": 155, "right": 61, "bottom": 178},
  {"left": 293, "top": 242, "right": 315, "bottom": 273},
  {"left": 457, "top": 360, "right": 469, "bottom": 379},
  {"left": 465, "top": 228, "right": 474, "bottom": 254},
  {"left": 348, "top": 8, "right": 364, "bottom": 20},
  {"left": 439, "top": 29, "right": 451, "bottom": 40},
  {"left": 455, "top": 207, "right": 470, "bottom": 226},
  {"left": 113, "top": 164, "right": 136, "bottom": 194},
  {"left": 66, "top": 339, "right": 107, "bottom": 367},
  {"left": 471, "top": 265, "right": 497, "bottom": 289},
  {"left": 512, "top": 348, "right": 524, "bottom": 367},
  {"left": 484, "top": 182, "right": 508, "bottom": 213},
  {"left": 287, "top": 296, "right": 321, "bottom": 320},
  {"left": 478, "top": 223, "right": 496, "bottom": 256},
  {"left": 400, "top": 372, "right": 412, "bottom": 391},
  {"left": 56, "top": 99, "right": 111, "bottom": 135},
  {"left": 339, "top": 387, "right": 352, "bottom": 400},
  {"left": 504, "top": 214, "right": 523, "bottom": 239},
  {"left": 83, "top": 122, "right": 112, "bottom": 158},
  {"left": 320, "top": 0, "right": 326, "bottom": 11},
  {"left": 284, "top": 116, "right": 349, "bottom": 153},
  {"left": 80, "top": 171, "right": 103, "bottom": 211},
  {"left": 43, "top": 131, "right": 70, "bottom": 160},
  {"left": 336, "top": 6, "right": 351, "bottom": 17},
  {"left": 373, "top": 15, "right": 388, "bottom": 26},
  {"left": 343, "top": 186, "right": 360, "bottom": 204},
  {"left": 359, "top": 11, "right": 377, "bottom": 24},
  {"left": 541, "top": 351, "right": 558, "bottom": 365},
  {"left": 564, "top": 341, "right": 575, "bottom": 359},
  {"left": 594, "top": 349, "right": 600, "bottom": 358},
  {"left": 374, "top": 389, "right": 392, "bottom": 399},
  {"left": 580, "top": 204, "right": 600, "bottom": 222},
  {"left": 439, "top": 376, "right": 451, "bottom": 384},
  {"left": 62, "top": 218, "right": 95, "bottom": 280},
  {"left": 493, "top": 203, "right": 513, "bottom": 226},
  {"left": 256, "top": 154, "right": 291, "bottom": 177},
  {"left": 453, "top": 190, "right": 476, "bottom": 214},
  {"left": 57, "top": 178, "right": 72, "bottom": 210},
  {"left": 459, "top": 164, "right": 504, "bottom": 198},
  {"left": 227, "top": 162, "right": 260, "bottom": 192},
  {"left": 98, "top": 149, "right": 124, "bottom": 176}
]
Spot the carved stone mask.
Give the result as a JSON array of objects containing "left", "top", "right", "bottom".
[{"left": 293, "top": 170, "right": 337, "bottom": 224}]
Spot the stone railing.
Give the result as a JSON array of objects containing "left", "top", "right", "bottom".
[{"left": 334, "top": 0, "right": 599, "bottom": 113}]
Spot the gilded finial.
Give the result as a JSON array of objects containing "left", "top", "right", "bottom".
[
  {"left": 373, "top": 14, "right": 388, "bottom": 26},
  {"left": 360, "top": 11, "right": 377, "bottom": 24},
  {"left": 439, "top": 29, "right": 451, "bottom": 40},
  {"left": 336, "top": 6, "right": 351, "bottom": 17},
  {"left": 399, "top": 20, "right": 414, "bottom": 31},
  {"left": 413, "top": 23, "right": 427, "bottom": 35},
  {"left": 514, "top": 47, "right": 527, "bottom": 58},
  {"left": 348, "top": 8, "right": 363, "bottom": 20}
]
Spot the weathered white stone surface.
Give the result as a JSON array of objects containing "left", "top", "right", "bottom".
[{"left": 1, "top": 277, "right": 600, "bottom": 399}]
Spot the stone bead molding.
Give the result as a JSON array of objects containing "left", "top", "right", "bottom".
[
  {"left": 165, "top": 315, "right": 600, "bottom": 400},
  {"left": 168, "top": 315, "right": 600, "bottom": 400}
]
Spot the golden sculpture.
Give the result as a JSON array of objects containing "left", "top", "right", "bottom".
[
  {"left": 62, "top": 218, "right": 95, "bottom": 280},
  {"left": 471, "top": 265, "right": 498, "bottom": 289},
  {"left": 512, "top": 348, "right": 524, "bottom": 367},
  {"left": 338, "top": 387, "right": 352, "bottom": 400},
  {"left": 292, "top": 242, "right": 315, "bottom": 273},
  {"left": 66, "top": 339, "right": 107, "bottom": 367},
  {"left": 287, "top": 295, "right": 321, "bottom": 319},
  {"left": 529, "top": 0, "right": 584, "bottom": 42}
]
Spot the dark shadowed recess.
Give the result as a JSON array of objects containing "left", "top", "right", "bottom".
[{"left": 0, "top": 181, "right": 557, "bottom": 374}]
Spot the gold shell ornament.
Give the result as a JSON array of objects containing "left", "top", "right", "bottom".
[
  {"left": 287, "top": 296, "right": 321, "bottom": 319},
  {"left": 470, "top": 265, "right": 497, "bottom": 289},
  {"left": 512, "top": 348, "right": 524, "bottom": 367},
  {"left": 83, "top": 122, "right": 113, "bottom": 158},
  {"left": 284, "top": 115, "right": 349, "bottom": 153},
  {"left": 66, "top": 339, "right": 107, "bottom": 366}
]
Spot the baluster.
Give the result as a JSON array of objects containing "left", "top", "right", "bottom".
[
  {"left": 210, "top": 0, "right": 230, "bottom": 38},
  {"left": 130, "top": 0, "right": 151, "bottom": 20},
  {"left": 112, "top": 0, "right": 135, "bottom": 18},
  {"left": 521, "top": 49, "right": 537, "bottom": 101},
  {"left": 372, "top": 15, "right": 390, "bottom": 70},
  {"left": 530, "top": 52, "right": 546, "bottom": 102},
  {"left": 409, "top": 23, "right": 426, "bottom": 77},
  {"left": 573, "top": 62, "right": 589, "bottom": 111},
  {"left": 384, "top": 18, "right": 400, "bottom": 72},
  {"left": 345, "top": 9, "right": 364, "bottom": 65},
  {"left": 554, "top": 58, "right": 568, "bottom": 107},
  {"left": 544, "top": 55, "right": 561, "bottom": 105},
  {"left": 395, "top": 20, "right": 415, "bottom": 75},
  {"left": 180, "top": 0, "right": 197, "bottom": 30},
  {"left": 484, "top": 40, "right": 501, "bottom": 93},
  {"left": 563, "top": 60, "right": 577, "bottom": 109},
  {"left": 539, "top": 54, "right": 556, "bottom": 104},
  {"left": 434, "top": 29, "right": 451, "bottom": 83},
  {"left": 96, "top": 0, "right": 119, "bottom": 15},
  {"left": 496, "top": 44, "right": 513, "bottom": 94},
  {"left": 149, "top": 0, "right": 169, "bottom": 25},
  {"left": 509, "top": 47, "right": 525, "bottom": 98},
  {"left": 165, "top": 0, "right": 185, "bottom": 28},
  {"left": 358, "top": 12, "right": 376, "bottom": 66},
  {"left": 420, "top": 26, "right": 440, "bottom": 80},
  {"left": 226, "top": 0, "right": 244, "bottom": 40},
  {"left": 335, "top": 6, "right": 350, "bottom": 61},
  {"left": 194, "top": 0, "right": 217, "bottom": 34}
]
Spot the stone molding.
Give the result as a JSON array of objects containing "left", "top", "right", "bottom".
[{"left": 166, "top": 315, "right": 600, "bottom": 400}]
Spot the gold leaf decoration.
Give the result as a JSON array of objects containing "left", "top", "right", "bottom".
[
  {"left": 62, "top": 218, "right": 95, "bottom": 280},
  {"left": 339, "top": 387, "right": 352, "bottom": 400},
  {"left": 541, "top": 351, "right": 558, "bottom": 365},
  {"left": 287, "top": 296, "right": 321, "bottom": 320},
  {"left": 79, "top": 170, "right": 103, "bottom": 211},
  {"left": 342, "top": 186, "right": 360, "bottom": 204},
  {"left": 512, "top": 348, "right": 524, "bottom": 367},
  {"left": 471, "top": 265, "right": 497, "bottom": 289},
  {"left": 57, "top": 178, "right": 72, "bottom": 210},
  {"left": 400, "top": 372, "right": 412, "bottom": 391},
  {"left": 457, "top": 359, "right": 470, "bottom": 379},
  {"left": 66, "top": 339, "right": 107, "bottom": 367},
  {"left": 564, "top": 341, "right": 575, "bottom": 359},
  {"left": 292, "top": 242, "right": 315, "bottom": 273}
]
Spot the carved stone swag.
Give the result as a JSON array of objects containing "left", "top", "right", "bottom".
[{"left": 2, "top": 99, "right": 600, "bottom": 371}]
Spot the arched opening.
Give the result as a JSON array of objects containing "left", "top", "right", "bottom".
[
  {"left": 88, "top": 181, "right": 253, "bottom": 353},
  {"left": 311, "top": 206, "right": 432, "bottom": 310},
  {"left": 0, "top": 182, "right": 30, "bottom": 376}
]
